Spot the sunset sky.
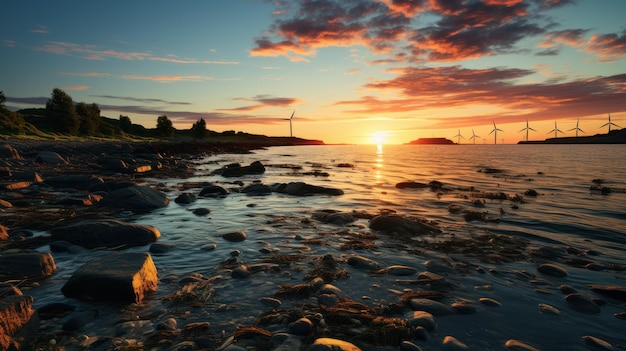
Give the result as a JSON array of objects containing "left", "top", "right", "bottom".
[{"left": 2, "top": 0, "right": 625, "bottom": 144}]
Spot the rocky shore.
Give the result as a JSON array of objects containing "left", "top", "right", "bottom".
[{"left": 1, "top": 139, "right": 625, "bottom": 351}]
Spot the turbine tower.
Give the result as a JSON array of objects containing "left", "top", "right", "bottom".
[
  {"left": 548, "top": 121, "right": 565, "bottom": 138},
  {"left": 453, "top": 129, "right": 465, "bottom": 144},
  {"left": 488, "top": 121, "right": 503, "bottom": 145},
  {"left": 518, "top": 119, "right": 536, "bottom": 142},
  {"left": 284, "top": 110, "right": 295, "bottom": 137},
  {"left": 568, "top": 119, "right": 585, "bottom": 137},
  {"left": 469, "top": 129, "right": 480, "bottom": 144},
  {"left": 600, "top": 113, "right": 620, "bottom": 133}
]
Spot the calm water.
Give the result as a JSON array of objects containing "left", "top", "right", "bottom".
[{"left": 32, "top": 144, "right": 626, "bottom": 350}]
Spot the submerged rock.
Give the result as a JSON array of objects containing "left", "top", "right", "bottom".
[
  {"left": 565, "top": 293, "right": 601, "bottom": 314},
  {"left": 50, "top": 219, "right": 160, "bottom": 249},
  {"left": 369, "top": 214, "right": 441, "bottom": 235},
  {"left": 271, "top": 182, "right": 344, "bottom": 196},
  {"left": 100, "top": 185, "right": 169, "bottom": 212},
  {"left": 537, "top": 263, "right": 568, "bottom": 277}
]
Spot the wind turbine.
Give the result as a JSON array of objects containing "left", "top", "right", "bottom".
[
  {"left": 469, "top": 129, "right": 480, "bottom": 144},
  {"left": 599, "top": 113, "right": 620, "bottom": 133},
  {"left": 453, "top": 129, "right": 465, "bottom": 144},
  {"left": 548, "top": 121, "right": 565, "bottom": 138},
  {"left": 518, "top": 119, "right": 536, "bottom": 142},
  {"left": 488, "top": 121, "right": 503, "bottom": 145},
  {"left": 568, "top": 119, "right": 585, "bottom": 137},
  {"left": 284, "top": 110, "right": 295, "bottom": 137}
]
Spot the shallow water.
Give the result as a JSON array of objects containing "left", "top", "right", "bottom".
[{"left": 30, "top": 144, "right": 626, "bottom": 350}]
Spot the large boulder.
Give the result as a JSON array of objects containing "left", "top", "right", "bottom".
[
  {"left": 50, "top": 219, "right": 160, "bottom": 249},
  {"left": 0, "top": 253, "right": 56, "bottom": 281},
  {"left": 369, "top": 214, "right": 441, "bottom": 235},
  {"left": 100, "top": 185, "right": 169, "bottom": 212},
  {"left": 61, "top": 252, "right": 158, "bottom": 303},
  {"left": 0, "top": 295, "right": 36, "bottom": 351},
  {"left": 271, "top": 182, "right": 344, "bottom": 196}
]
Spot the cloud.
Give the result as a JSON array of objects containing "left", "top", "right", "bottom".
[
  {"left": 221, "top": 95, "right": 302, "bottom": 111},
  {"left": 62, "top": 85, "right": 89, "bottom": 91},
  {"left": 3, "top": 40, "right": 16, "bottom": 48},
  {"left": 30, "top": 24, "right": 49, "bottom": 34},
  {"left": 540, "top": 29, "right": 588, "bottom": 48},
  {"left": 92, "top": 95, "right": 192, "bottom": 105},
  {"left": 59, "top": 72, "right": 112, "bottom": 77},
  {"left": 119, "top": 75, "right": 236, "bottom": 82},
  {"left": 584, "top": 30, "right": 626, "bottom": 62}
]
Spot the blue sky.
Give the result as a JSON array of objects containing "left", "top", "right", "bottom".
[{"left": 2, "top": 0, "right": 625, "bottom": 144}]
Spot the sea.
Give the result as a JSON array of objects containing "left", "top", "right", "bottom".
[{"left": 29, "top": 144, "right": 626, "bottom": 350}]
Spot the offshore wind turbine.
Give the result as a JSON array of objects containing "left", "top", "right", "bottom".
[
  {"left": 518, "top": 119, "right": 536, "bottom": 141},
  {"left": 548, "top": 120, "right": 565, "bottom": 138},
  {"left": 568, "top": 119, "right": 584, "bottom": 137},
  {"left": 453, "top": 129, "right": 465, "bottom": 144},
  {"left": 599, "top": 113, "right": 620, "bottom": 133},
  {"left": 284, "top": 110, "right": 295, "bottom": 137},
  {"left": 488, "top": 121, "right": 503, "bottom": 144},
  {"left": 469, "top": 129, "right": 480, "bottom": 144}
]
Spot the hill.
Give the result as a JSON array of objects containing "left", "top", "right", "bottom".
[{"left": 518, "top": 128, "right": 626, "bottom": 144}]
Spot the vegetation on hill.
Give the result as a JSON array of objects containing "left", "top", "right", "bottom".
[{"left": 0, "top": 89, "right": 324, "bottom": 145}]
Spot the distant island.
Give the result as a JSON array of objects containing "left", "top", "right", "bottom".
[
  {"left": 518, "top": 128, "right": 626, "bottom": 144},
  {"left": 406, "top": 137, "right": 455, "bottom": 145}
]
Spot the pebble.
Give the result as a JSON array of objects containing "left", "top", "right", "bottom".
[
  {"left": 259, "top": 297, "right": 282, "bottom": 309},
  {"left": 537, "top": 263, "right": 568, "bottom": 277},
  {"left": 309, "top": 338, "right": 362, "bottom": 351},
  {"left": 451, "top": 301, "right": 476, "bottom": 314},
  {"left": 442, "top": 336, "right": 468, "bottom": 350},
  {"left": 409, "top": 298, "right": 454, "bottom": 315},
  {"left": 200, "top": 243, "right": 217, "bottom": 251},
  {"left": 559, "top": 284, "right": 577, "bottom": 294},
  {"left": 231, "top": 265, "right": 251, "bottom": 278},
  {"left": 222, "top": 231, "right": 247, "bottom": 242},
  {"left": 537, "top": 303, "right": 560, "bottom": 315},
  {"left": 479, "top": 297, "right": 501, "bottom": 307},
  {"left": 582, "top": 336, "right": 613, "bottom": 350},
  {"left": 288, "top": 317, "right": 313, "bottom": 336},
  {"left": 565, "top": 293, "right": 601, "bottom": 314},
  {"left": 156, "top": 317, "right": 177, "bottom": 331},
  {"left": 347, "top": 255, "right": 381, "bottom": 271},
  {"left": 504, "top": 339, "right": 542, "bottom": 351},
  {"left": 405, "top": 311, "right": 436, "bottom": 330},
  {"left": 192, "top": 207, "right": 211, "bottom": 216},
  {"left": 387, "top": 265, "right": 418, "bottom": 276}
]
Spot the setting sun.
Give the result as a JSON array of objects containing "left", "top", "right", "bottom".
[{"left": 371, "top": 131, "right": 389, "bottom": 145}]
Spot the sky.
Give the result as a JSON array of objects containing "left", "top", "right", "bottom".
[{"left": 2, "top": 0, "right": 626, "bottom": 145}]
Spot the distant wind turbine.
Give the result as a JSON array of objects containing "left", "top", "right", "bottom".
[
  {"left": 548, "top": 121, "right": 565, "bottom": 138},
  {"left": 453, "top": 129, "right": 465, "bottom": 144},
  {"left": 469, "top": 129, "right": 480, "bottom": 144},
  {"left": 599, "top": 113, "right": 620, "bottom": 133},
  {"left": 568, "top": 119, "right": 585, "bottom": 137},
  {"left": 488, "top": 121, "right": 503, "bottom": 145},
  {"left": 518, "top": 119, "right": 536, "bottom": 141},
  {"left": 284, "top": 110, "right": 295, "bottom": 137}
]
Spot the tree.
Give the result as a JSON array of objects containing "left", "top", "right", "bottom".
[
  {"left": 76, "top": 102, "right": 101, "bottom": 135},
  {"left": 45, "top": 88, "right": 79, "bottom": 134},
  {"left": 0, "top": 91, "right": 6, "bottom": 111},
  {"left": 156, "top": 115, "right": 174, "bottom": 137},
  {"left": 119, "top": 115, "right": 132, "bottom": 133},
  {"left": 191, "top": 117, "right": 208, "bottom": 139}
]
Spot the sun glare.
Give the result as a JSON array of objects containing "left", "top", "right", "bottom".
[{"left": 371, "top": 131, "right": 388, "bottom": 145}]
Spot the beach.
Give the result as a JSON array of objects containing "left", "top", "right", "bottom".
[{"left": 1, "top": 141, "right": 625, "bottom": 351}]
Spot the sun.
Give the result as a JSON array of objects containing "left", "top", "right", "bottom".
[{"left": 371, "top": 131, "right": 388, "bottom": 145}]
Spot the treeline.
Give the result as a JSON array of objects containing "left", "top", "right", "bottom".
[{"left": 0, "top": 88, "right": 212, "bottom": 139}]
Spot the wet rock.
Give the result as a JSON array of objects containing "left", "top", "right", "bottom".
[
  {"left": 442, "top": 336, "right": 468, "bottom": 350},
  {"left": 231, "top": 265, "right": 251, "bottom": 278},
  {"left": 100, "top": 185, "right": 169, "bottom": 212},
  {"left": 193, "top": 207, "right": 211, "bottom": 216},
  {"left": 156, "top": 317, "right": 178, "bottom": 331},
  {"left": 61, "top": 252, "right": 158, "bottom": 303},
  {"left": 0, "top": 283, "right": 22, "bottom": 297},
  {"left": 400, "top": 341, "right": 422, "bottom": 351},
  {"left": 347, "top": 255, "right": 381, "bottom": 271},
  {"left": 43, "top": 175, "right": 104, "bottom": 190},
  {"left": 174, "top": 192, "right": 197, "bottom": 204},
  {"left": 288, "top": 317, "right": 313, "bottom": 336},
  {"left": 451, "top": 301, "right": 476, "bottom": 314},
  {"left": 582, "top": 336, "right": 613, "bottom": 350},
  {"left": 259, "top": 297, "right": 282, "bottom": 309},
  {"left": 51, "top": 219, "right": 160, "bottom": 249},
  {"left": 405, "top": 311, "right": 436, "bottom": 330},
  {"left": 309, "top": 338, "right": 362, "bottom": 351},
  {"left": 396, "top": 181, "right": 429, "bottom": 189},
  {"left": 37, "top": 302, "right": 76, "bottom": 320},
  {"left": 149, "top": 243, "right": 173, "bottom": 254},
  {"left": 537, "top": 263, "right": 567, "bottom": 277},
  {"left": 410, "top": 298, "right": 454, "bottom": 316},
  {"left": 317, "top": 294, "right": 338, "bottom": 307},
  {"left": 369, "top": 214, "right": 441, "bottom": 235},
  {"left": 565, "top": 293, "right": 601, "bottom": 314},
  {"left": 0, "top": 252, "right": 56, "bottom": 281},
  {"left": 387, "top": 265, "right": 418, "bottom": 276},
  {"left": 222, "top": 231, "right": 247, "bottom": 242},
  {"left": 524, "top": 189, "right": 538, "bottom": 196},
  {"left": 0, "top": 295, "right": 35, "bottom": 351},
  {"left": 312, "top": 210, "right": 357, "bottom": 225},
  {"left": 242, "top": 183, "right": 272, "bottom": 196},
  {"left": 588, "top": 284, "right": 626, "bottom": 302},
  {"left": 424, "top": 260, "right": 455, "bottom": 274},
  {"left": 479, "top": 297, "right": 501, "bottom": 307},
  {"left": 217, "top": 160, "right": 266, "bottom": 177},
  {"left": 505, "top": 339, "right": 542, "bottom": 351},
  {"left": 199, "top": 185, "right": 229, "bottom": 197},
  {"left": 0, "top": 144, "right": 21, "bottom": 159},
  {"left": 271, "top": 182, "right": 344, "bottom": 196},
  {"left": 35, "top": 151, "right": 68, "bottom": 164},
  {"left": 0, "top": 224, "right": 7, "bottom": 240}
]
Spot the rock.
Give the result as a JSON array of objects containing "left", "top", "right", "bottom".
[
  {"left": 199, "top": 185, "right": 229, "bottom": 197},
  {"left": 309, "top": 338, "right": 362, "bottom": 351},
  {"left": 37, "top": 302, "right": 75, "bottom": 320},
  {"left": 231, "top": 265, "right": 251, "bottom": 278},
  {"left": 61, "top": 252, "right": 158, "bottom": 303},
  {"left": 271, "top": 182, "right": 344, "bottom": 196},
  {"left": 0, "top": 283, "right": 22, "bottom": 297},
  {"left": 588, "top": 284, "right": 626, "bottom": 302},
  {"left": 288, "top": 317, "right": 313, "bottom": 336},
  {"left": 222, "top": 231, "right": 247, "bottom": 242},
  {"left": 479, "top": 297, "right": 501, "bottom": 307},
  {"left": 157, "top": 317, "right": 178, "bottom": 331},
  {"left": 400, "top": 341, "right": 422, "bottom": 351},
  {"left": 312, "top": 210, "right": 356, "bottom": 225},
  {"left": 524, "top": 189, "right": 538, "bottom": 196},
  {"left": 0, "top": 224, "right": 7, "bottom": 240},
  {"left": 409, "top": 298, "right": 454, "bottom": 316},
  {"left": 43, "top": 175, "right": 104, "bottom": 190},
  {"left": 565, "top": 293, "right": 601, "bottom": 314},
  {"left": 0, "top": 253, "right": 56, "bottom": 281},
  {"left": 582, "top": 336, "right": 613, "bottom": 350},
  {"left": 193, "top": 207, "right": 211, "bottom": 215},
  {"left": 259, "top": 297, "right": 282, "bottom": 309},
  {"left": 149, "top": 243, "right": 173, "bottom": 254},
  {"left": 242, "top": 183, "right": 272, "bottom": 196},
  {"left": 35, "top": 151, "right": 68, "bottom": 164},
  {"left": 369, "top": 214, "right": 441, "bottom": 235},
  {"left": 387, "top": 265, "right": 418, "bottom": 276},
  {"left": 451, "top": 301, "right": 476, "bottom": 314},
  {"left": 216, "top": 161, "right": 266, "bottom": 177},
  {"left": 396, "top": 181, "right": 429, "bottom": 189},
  {"left": 0, "top": 295, "right": 35, "bottom": 351},
  {"left": 50, "top": 219, "right": 160, "bottom": 249},
  {"left": 505, "top": 339, "right": 542, "bottom": 351},
  {"left": 404, "top": 311, "right": 436, "bottom": 330},
  {"left": 62, "top": 309, "right": 98, "bottom": 332},
  {"left": 0, "top": 199, "right": 12, "bottom": 209},
  {"left": 100, "top": 185, "right": 169, "bottom": 212},
  {"left": 537, "top": 303, "right": 560, "bottom": 315},
  {"left": 442, "top": 336, "right": 468, "bottom": 350},
  {"left": 9, "top": 171, "right": 42, "bottom": 183},
  {"left": 347, "top": 255, "right": 381, "bottom": 271},
  {"left": 0, "top": 144, "right": 21, "bottom": 159},
  {"left": 424, "top": 260, "right": 456, "bottom": 274},
  {"left": 174, "top": 192, "right": 197, "bottom": 204},
  {"left": 537, "top": 263, "right": 567, "bottom": 277}
]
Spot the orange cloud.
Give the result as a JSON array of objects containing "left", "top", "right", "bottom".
[{"left": 584, "top": 31, "right": 626, "bottom": 62}]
